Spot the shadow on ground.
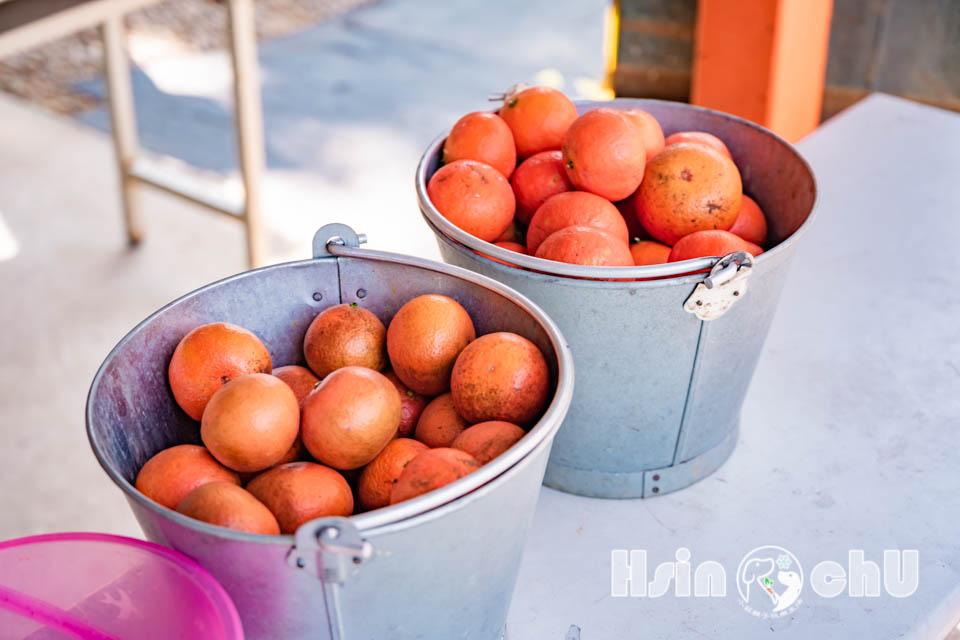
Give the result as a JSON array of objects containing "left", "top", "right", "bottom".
[{"left": 74, "top": 0, "right": 607, "bottom": 175}]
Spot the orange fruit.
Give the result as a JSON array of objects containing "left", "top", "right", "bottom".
[
  {"left": 168, "top": 322, "right": 271, "bottom": 421},
  {"left": 383, "top": 370, "right": 430, "bottom": 437},
  {"left": 450, "top": 332, "right": 550, "bottom": 426},
  {"left": 356, "top": 438, "right": 429, "bottom": 511},
  {"left": 636, "top": 143, "right": 742, "bottom": 245},
  {"left": 176, "top": 482, "right": 279, "bottom": 535},
  {"left": 201, "top": 373, "right": 300, "bottom": 473},
  {"left": 614, "top": 192, "right": 651, "bottom": 242},
  {"left": 498, "top": 86, "right": 577, "bottom": 158},
  {"left": 276, "top": 436, "right": 307, "bottom": 465},
  {"left": 510, "top": 150, "right": 573, "bottom": 224},
  {"left": 135, "top": 444, "right": 240, "bottom": 510},
  {"left": 667, "top": 230, "right": 762, "bottom": 262},
  {"left": 339, "top": 467, "right": 361, "bottom": 488},
  {"left": 443, "top": 111, "right": 517, "bottom": 179},
  {"left": 496, "top": 220, "right": 522, "bottom": 243},
  {"left": 246, "top": 462, "right": 354, "bottom": 534},
  {"left": 427, "top": 159, "right": 515, "bottom": 242},
  {"left": 526, "top": 191, "right": 629, "bottom": 255},
  {"left": 451, "top": 421, "right": 525, "bottom": 464},
  {"left": 562, "top": 107, "right": 646, "bottom": 201},
  {"left": 623, "top": 109, "right": 665, "bottom": 162},
  {"left": 663, "top": 131, "right": 732, "bottom": 159},
  {"left": 495, "top": 241, "right": 526, "bottom": 254},
  {"left": 476, "top": 241, "right": 527, "bottom": 268},
  {"left": 235, "top": 435, "right": 308, "bottom": 485},
  {"left": 535, "top": 226, "right": 633, "bottom": 267},
  {"left": 303, "top": 303, "right": 386, "bottom": 379},
  {"left": 728, "top": 194, "right": 768, "bottom": 246},
  {"left": 630, "top": 240, "right": 672, "bottom": 266},
  {"left": 414, "top": 392, "right": 470, "bottom": 447},
  {"left": 272, "top": 365, "right": 320, "bottom": 406},
  {"left": 389, "top": 448, "right": 481, "bottom": 505},
  {"left": 386, "top": 294, "right": 476, "bottom": 396},
  {"left": 300, "top": 366, "right": 401, "bottom": 470}
]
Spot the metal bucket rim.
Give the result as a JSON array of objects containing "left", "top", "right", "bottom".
[
  {"left": 86, "top": 246, "right": 574, "bottom": 544},
  {"left": 423, "top": 212, "right": 712, "bottom": 289},
  {"left": 415, "top": 97, "right": 819, "bottom": 281}
]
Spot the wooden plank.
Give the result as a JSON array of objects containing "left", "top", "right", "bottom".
[
  {"left": 101, "top": 14, "right": 143, "bottom": 244},
  {"left": 613, "top": 0, "right": 696, "bottom": 99},
  {"left": 0, "top": 0, "right": 157, "bottom": 58},
  {"left": 765, "top": 0, "right": 834, "bottom": 139},
  {"left": 0, "top": 0, "right": 91, "bottom": 32},
  {"left": 613, "top": 64, "right": 691, "bottom": 101},
  {"left": 875, "top": 0, "right": 959, "bottom": 101},
  {"left": 690, "top": 0, "right": 833, "bottom": 141},
  {"left": 225, "top": 0, "right": 267, "bottom": 268},
  {"left": 690, "top": 0, "right": 778, "bottom": 125},
  {"left": 822, "top": 0, "right": 889, "bottom": 88},
  {"left": 618, "top": 0, "right": 695, "bottom": 23},
  {"left": 823, "top": 0, "right": 960, "bottom": 119}
]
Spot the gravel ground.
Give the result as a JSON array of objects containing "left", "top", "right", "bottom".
[{"left": 0, "top": 0, "right": 374, "bottom": 114}]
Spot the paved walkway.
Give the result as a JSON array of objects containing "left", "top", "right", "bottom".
[
  {"left": 0, "top": 0, "right": 606, "bottom": 539},
  {"left": 0, "top": 96, "right": 241, "bottom": 539},
  {"left": 75, "top": 0, "right": 609, "bottom": 262}
]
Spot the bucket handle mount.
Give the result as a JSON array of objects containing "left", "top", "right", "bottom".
[
  {"left": 313, "top": 223, "right": 368, "bottom": 259},
  {"left": 288, "top": 516, "right": 373, "bottom": 583},
  {"left": 684, "top": 251, "right": 754, "bottom": 321}
]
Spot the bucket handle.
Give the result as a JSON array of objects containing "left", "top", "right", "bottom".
[
  {"left": 313, "top": 223, "right": 367, "bottom": 259},
  {"left": 288, "top": 517, "right": 374, "bottom": 640},
  {"left": 684, "top": 251, "right": 754, "bottom": 321}
]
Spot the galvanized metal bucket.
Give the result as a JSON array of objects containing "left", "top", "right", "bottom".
[
  {"left": 416, "top": 99, "right": 817, "bottom": 499},
  {"left": 86, "top": 224, "right": 574, "bottom": 640}
]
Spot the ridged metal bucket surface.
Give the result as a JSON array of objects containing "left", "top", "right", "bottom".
[
  {"left": 417, "top": 99, "right": 817, "bottom": 498},
  {"left": 86, "top": 227, "right": 574, "bottom": 640}
]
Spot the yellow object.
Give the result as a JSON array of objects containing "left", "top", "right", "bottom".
[{"left": 603, "top": 1, "right": 620, "bottom": 96}]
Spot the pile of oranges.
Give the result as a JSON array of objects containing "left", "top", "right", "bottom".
[
  {"left": 135, "top": 295, "right": 551, "bottom": 535},
  {"left": 426, "top": 86, "right": 767, "bottom": 270}
]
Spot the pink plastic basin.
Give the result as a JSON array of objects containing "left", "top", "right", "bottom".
[{"left": 0, "top": 533, "right": 243, "bottom": 640}]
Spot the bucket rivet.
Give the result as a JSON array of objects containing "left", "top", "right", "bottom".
[
  {"left": 356, "top": 288, "right": 368, "bottom": 299},
  {"left": 321, "top": 527, "right": 341, "bottom": 540},
  {"left": 652, "top": 486, "right": 660, "bottom": 494},
  {"left": 296, "top": 557, "right": 306, "bottom": 568},
  {"left": 733, "top": 290, "right": 740, "bottom": 297},
  {"left": 312, "top": 292, "right": 323, "bottom": 302},
  {"left": 652, "top": 474, "right": 660, "bottom": 481},
  {"left": 696, "top": 300, "right": 703, "bottom": 306}
]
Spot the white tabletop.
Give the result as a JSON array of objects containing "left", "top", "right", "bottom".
[{"left": 508, "top": 93, "right": 960, "bottom": 639}]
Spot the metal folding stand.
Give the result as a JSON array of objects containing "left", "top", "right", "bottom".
[{"left": 0, "top": 0, "right": 267, "bottom": 267}]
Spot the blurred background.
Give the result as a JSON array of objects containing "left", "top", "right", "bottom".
[{"left": 0, "top": 0, "right": 957, "bottom": 538}]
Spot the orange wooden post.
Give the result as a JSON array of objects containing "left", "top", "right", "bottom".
[{"left": 691, "top": 0, "right": 833, "bottom": 141}]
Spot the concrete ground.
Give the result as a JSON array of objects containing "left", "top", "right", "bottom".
[{"left": 0, "top": 0, "right": 607, "bottom": 539}]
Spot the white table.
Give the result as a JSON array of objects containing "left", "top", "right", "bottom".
[{"left": 508, "top": 94, "right": 960, "bottom": 639}]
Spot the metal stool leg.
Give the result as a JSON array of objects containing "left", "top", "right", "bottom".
[
  {"left": 225, "top": 0, "right": 266, "bottom": 268},
  {"left": 100, "top": 15, "right": 142, "bottom": 246}
]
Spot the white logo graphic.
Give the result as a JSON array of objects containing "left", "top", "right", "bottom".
[
  {"left": 737, "top": 545, "right": 803, "bottom": 618},
  {"left": 611, "top": 546, "right": 920, "bottom": 622}
]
